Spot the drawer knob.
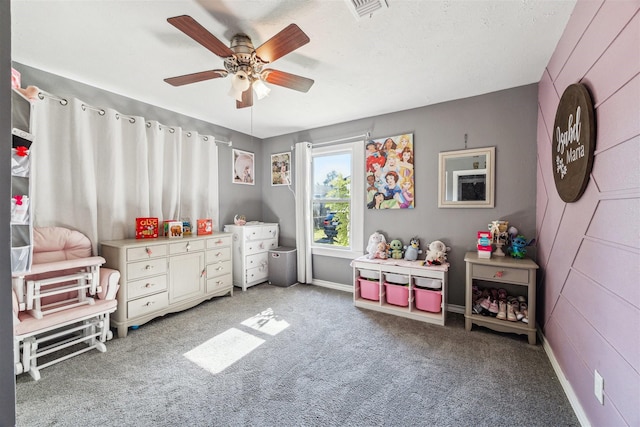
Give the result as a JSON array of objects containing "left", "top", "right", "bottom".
[
  {"left": 145, "top": 265, "right": 154, "bottom": 270},
  {"left": 216, "top": 239, "right": 223, "bottom": 244},
  {"left": 216, "top": 266, "right": 223, "bottom": 271},
  {"left": 494, "top": 270, "right": 504, "bottom": 278},
  {"left": 145, "top": 247, "right": 152, "bottom": 256},
  {"left": 216, "top": 252, "right": 222, "bottom": 257},
  {"left": 201, "top": 269, "right": 206, "bottom": 277},
  {"left": 145, "top": 283, "right": 153, "bottom": 288},
  {"left": 186, "top": 243, "right": 191, "bottom": 251},
  {"left": 145, "top": 301, "right": 154, "bottom": 307},
  {"left": 217, "top": 280, "right": 223, "bottom": 285}
]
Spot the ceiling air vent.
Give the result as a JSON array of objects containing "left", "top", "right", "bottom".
[{"left": 345, "top": 0, "right": 389, "bottom": 20}]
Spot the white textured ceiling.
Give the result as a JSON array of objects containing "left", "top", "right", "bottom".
[{"left": 11, "top": 0, "right": 576, "bottom": 139}]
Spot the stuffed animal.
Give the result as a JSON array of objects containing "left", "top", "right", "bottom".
[
  {"left": 374, "top": 241, "right": 388, "bottom": 259},
  {"left": 403, "top": 237, "right": 423, "bottom": 261},
  {"left": 509, "top": 235, "right": 535, "bottom": 259},
  {"left": 426, "top": 240, "right": 450, "bottom": 265},
  {"left": 366, "top": 231, "right": 387, "bottom": 259},
  {"left": 389, "top": 239, "right": 404, "bottom": 259}
]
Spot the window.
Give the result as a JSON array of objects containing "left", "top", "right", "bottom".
[{"left": 310, "top": 142, "right": 364, "bottom": 259}]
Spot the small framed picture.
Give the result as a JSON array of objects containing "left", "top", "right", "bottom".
[
  {"left": 271, "top": 152, "right": 291, "bottom": 186},
  {"left": 232, "top": 149, "right": 255, "bottom": 185}
]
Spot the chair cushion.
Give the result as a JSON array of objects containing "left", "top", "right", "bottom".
[
  {"left": 14, "top": 299, "right": 117, "bottom": 337},
  {"left": 32, "top": 227, "right": 92, "bottom": 264}
]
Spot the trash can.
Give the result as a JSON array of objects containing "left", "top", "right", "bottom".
[{"left": 268, "top": 247, "right": 297, "bottom": 287}]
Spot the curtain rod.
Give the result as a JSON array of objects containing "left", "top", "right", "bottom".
[
  {"left": 310, "top": 132, "right": 371, "bottom": 148},
  {"left": 37, "top": 90, "right": 231, "bottom": 146}
]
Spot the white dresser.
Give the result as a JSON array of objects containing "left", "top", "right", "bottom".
[
  {"left": 101, "top": 233, "right": 233, "bottom": 337},
  {"left": 223, "top": 223, "right": 279, "bottom": 291}
]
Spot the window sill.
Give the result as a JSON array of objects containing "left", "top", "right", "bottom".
[{"left": 311, "top": 246, "right": 363, "bottom": 260}]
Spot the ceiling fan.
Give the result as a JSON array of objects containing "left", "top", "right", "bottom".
[{"left": 164, "top": 15, "right": 314, "bottom": 109}]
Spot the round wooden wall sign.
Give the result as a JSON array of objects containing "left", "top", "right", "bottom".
[{"left": 552, "top": 83, "right": 596, "bottom": 203}]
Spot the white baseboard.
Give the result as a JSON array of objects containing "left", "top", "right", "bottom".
[
  {"left": 446, "top": 303, "right": 464, "bottom": 314},
  {"left": 310, "top": 279, "right": 352, "bottom": 292},
  {"left": 538, "top": 329, "right": 590, "bottom": 427}
]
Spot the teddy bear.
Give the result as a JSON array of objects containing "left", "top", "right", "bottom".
[
  {"left": 403, "top": 237, "right": 423, "bottom": 261},
  {"left": 366, "top": 231, "right": 387, "bottom": 259},
  {"left": 425, "top": 240, "right": 450, "bottom": 265}
]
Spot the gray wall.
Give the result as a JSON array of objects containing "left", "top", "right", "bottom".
[
  {"left": 13, "top": 62, "right": 538, "bottom": 309},
  {"left": 262, "top": 84, "right": 539, "bottom": 306},
  {"left": 2, "top": 2, "right": 17, "bottom": 425},
  {"left": 14, "top": 63, "right": 264, "bottom": 232}
]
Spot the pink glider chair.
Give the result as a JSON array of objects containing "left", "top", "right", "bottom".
[{"left": 12, "top": 227, "right": 120, "bottom": 380}]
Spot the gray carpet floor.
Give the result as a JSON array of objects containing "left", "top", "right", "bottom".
[{"left": 16, "top": 283, "right": 579, "bottom": 427}]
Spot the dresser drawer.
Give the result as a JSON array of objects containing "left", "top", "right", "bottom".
[
  {"left": 246, "top": 252, "right": 268, "bottom": 270},
  {"left": 246, "top": 264, "right": 268, "bottom": 283},
  {"left": 472, "top": 264, "right": 529, "bottom": 284},
  {"left": 127, "top": 292, "right": 168, "bottom": 318},
  {"left": 206, "top": 260, "right": 232, "bottom": 278},
  {"left": 265, "top": 238, "right": 278, "bottom": 251},
  {"left": 170, "top": 239, "right": 205, "bottom": 255},
  {"left": 127, "top": 258, "right": 167, "bottom": 281},
  {"left": 206, "top": 247, "right": 231, "bottom": 263},
  {"left": 207, "top": 273, "right": 232, "bottom": 293},
  {"left": 207, "top": 235, "right": 231, "bottom": 248},
  {"left": 127, "top": 244, "right": 167, "bottom": 262},
  {"left": 127, "top": 274, "right": 168, "bottom": 300},
  {"left": 261, "top": 225, "right": 278, "bottom": 239},
  {"left": 245, "top": 239, "right": 269, "bottom": 255}
]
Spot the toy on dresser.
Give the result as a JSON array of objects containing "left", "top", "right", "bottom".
[
  {"left": 403, "top": 237, "right": 423, "bottom": 261},
  {"left": 374, "top": 242, "right": 388, "bottom": 259},
  {"left": 509, "top": 235, "right": 535, "bottom": 259},
  {"left": 426, "top": 240, "right": 450, "bottom": 265}
]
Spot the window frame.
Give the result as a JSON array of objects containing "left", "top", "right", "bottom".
[{"left": 310, "top": 141, "right": 364, "bottom": 259}]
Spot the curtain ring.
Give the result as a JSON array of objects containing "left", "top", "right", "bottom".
[
  {"left": 115, "top": 113, "right": 120, "bottom": 120},
  {"left": 146, "top": 122, "right": 151, "bottom": 128},
  {"left": 99, "top": 109, "right": 106, "bottom": 116},
  {"left": 169, "top": 127, "right": 175, "bottom": 133},
  {"left": 202, "top": 136, "right": 209, "bottom": 141},
  {"left": 128, "top": 117, "right": 136, "bottom": 124},
  {"left": 187, "top": 132, "right": 192, "bottom": 137}
]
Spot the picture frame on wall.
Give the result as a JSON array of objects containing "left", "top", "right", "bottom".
[
  {"left": 271, "top": 152, "right": 291, "bottom": 186},
  {"left": 232, "top": 149, "right": 255, "bottom": 185},
  {"left": 365, "top": 133, "right": 414, "bottom": 209}
]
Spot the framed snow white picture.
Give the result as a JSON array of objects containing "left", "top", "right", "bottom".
[{"left": 365, "top": 133, "right": 414, "bottom": 209}]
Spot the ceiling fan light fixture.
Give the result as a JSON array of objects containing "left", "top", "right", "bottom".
[
  {"left": 228, "top": 71, "right": 251, "bottom": 101},
  {"left": 252, "top": 79, "right": 271, "bottom": 100}
]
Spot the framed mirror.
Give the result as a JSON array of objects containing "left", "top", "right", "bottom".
[{"left": 438, "top": 146, "right": 495, "bottom": 208}]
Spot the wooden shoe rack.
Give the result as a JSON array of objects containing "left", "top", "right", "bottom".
[{"left": 464, "top": 251, "right": 539, "bottom": 344}]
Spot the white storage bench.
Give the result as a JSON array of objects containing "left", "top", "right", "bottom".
[{"left": 350, "top": 256, "right": 449, "bottom": 326}]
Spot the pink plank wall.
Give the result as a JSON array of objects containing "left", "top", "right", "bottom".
[{"left": 536, "top": 1, "right": 640, "bottom": 426}]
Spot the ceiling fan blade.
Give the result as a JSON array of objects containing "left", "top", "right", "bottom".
[
  {"left": 164, "top": 70, "right": 228, "bottom": 86},
  {"left": 236, "top": 88, "right": 253, "bottom": 109},
  {"left": 262, "top": 69, "right": 314, "bottom": 93},
  {"left": 255, "top": 24, "right": 310, "bottom": 63},
  {"left": 167, "top": 15, "right": 234, "bottom": 58}
]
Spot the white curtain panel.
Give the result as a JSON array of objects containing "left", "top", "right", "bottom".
[
  {"left": 146, "top": 121, "right": 182, "bottom": 224},
  {"left": 294, "top": 142, "right": 313, "bottom": 283},
  {"left": 32, "top": 96, "right": 219, "bottom": 253},
  {"left": 179, "top": 131, "right": 220, "bottom": 231}
]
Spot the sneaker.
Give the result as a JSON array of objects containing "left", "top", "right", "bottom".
[{"left": 496, "top": 300, "right": 507, "bottom": 320}]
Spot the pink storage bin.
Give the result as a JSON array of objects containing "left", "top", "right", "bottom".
[
  {"left": 358, "top": 278, "right": 380, "bottom": 301},
  {"left": 414, "top": 288, "right": 442, "bottom": 313},
  {"left": 384, "top": 282, "right": 409, "bottom": 307}
]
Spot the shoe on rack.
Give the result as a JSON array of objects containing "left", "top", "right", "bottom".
[
  {"left": 498, "top": 288, "right": 508, "bottom": 300},
  {"left": 479, "top": 296, "right": 491, "bottom": 316},
  {"left": 496, "top": 300, "right": 507, "bottom": 320},
  {"left": 507, "top": 301, "right": 518, "bottom": 322},
  {"left": 520, "top": 302, "right": 529, "bottom": 323},
  {"left": 488, "top": 299, "right": 499, "bottom": 317}
]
